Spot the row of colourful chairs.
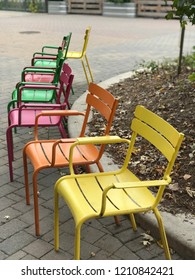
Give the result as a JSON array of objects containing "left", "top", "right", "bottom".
[
  {"left": 6, "top": 32, "right": 72, "bottom": 182},
  {"left": 6, "top": 27, "right": 184, "bottom": 260},
  {"left": 7, "top": 26, "right": 94, "bottom": 182}
]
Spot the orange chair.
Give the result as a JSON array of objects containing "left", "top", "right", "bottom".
[{"left": 23, "top": 83, "right": 118, "bottom": 236}]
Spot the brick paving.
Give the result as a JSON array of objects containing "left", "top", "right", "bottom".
[{"left": 0, "top": 10, "right": 195, "bottom": 260}]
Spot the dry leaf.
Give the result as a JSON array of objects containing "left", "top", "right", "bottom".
[
  {"left": 141, "top": 233, "right": 154, "bottom": 242},
  {"left": 186, "top": 187, "right": 195, "bottom": 198},
  {"left": 168, "top": 183, "right": 179, "bottom": 191},
  {"left": 183, "top": 174, "right": 192, "bottom": 180},
  {"left": 142, "top": 240, "right": 151, "bottom": 246}
]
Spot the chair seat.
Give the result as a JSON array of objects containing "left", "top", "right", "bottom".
[
  {"left": 9, "top": 108, "right": 61, "bottom": 126},
  {"left": 56, "top": 169, "right": 156, "bottom": 223},
  {"left": 24, "top": 73, "right": 54, "bottom": 83},
  {"left": 67, "top": 51, "right": 82, "bottom": 59},
  {"left": 33, "top": 60, "right": 57, "bottom": 68},
  {"left": 25, "top": 141, "right": 101, "bottom": 169},
  {"left": 12, "top": 88, "right": 55, "bottom": 102}
]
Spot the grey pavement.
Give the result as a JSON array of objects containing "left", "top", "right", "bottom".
[{"left": 0, "top": 10, "right": 195, "bottom": 260}]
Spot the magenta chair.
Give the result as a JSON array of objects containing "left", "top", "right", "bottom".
[{"left": 6, "top": 63, "right": 74, "bottom": 182}]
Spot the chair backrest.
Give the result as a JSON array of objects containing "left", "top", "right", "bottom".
[
  {"left": 79, "top": 83, "right": 118, "bottom": 157},
  {"left": 81, "top": 26, "right": 91, "bottom": 57},
  {"left": 53, "top": 33, "right": 72, "bottom": 84},
  {"left": 56, "top": 63, "right": 74, "bottom": 104},
  {"left": 61, "top": 32, "right": 72, "bottom": 58},
  {"left": 124, "top": 105, "right": 184, "bottom": 202}
]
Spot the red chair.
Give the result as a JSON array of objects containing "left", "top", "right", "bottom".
[{"left": 6, "top": 63, "right": 74, "bottom": 182}]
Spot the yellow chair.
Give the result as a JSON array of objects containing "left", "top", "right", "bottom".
[
  {"left": 67, "top": 26, "right": 94, "bottom": 85},
  {"left": 54, "top": 105, "right": 184, "bottom": 260}
]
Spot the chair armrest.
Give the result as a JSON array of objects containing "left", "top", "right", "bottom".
[
  {"left": 33, "top": 51, "right": 58, "bottom": 57},
  {"left": 74, "top": 135, "right": 129, "bottom": 145},
  {"left": 113, "top": 180, "right": 170, "bottom": 189},
  {"left": 34, "top": 110, "right": 85, "bottom": 140},
  {"left": 22, "top": 67, "right": 56, "bottom": 73},
  {"left": 100, "top": 179, "right": 170, "bottom": 216},
  {"left": 42, "top": 45, "right": 59, "bottom": 52}
]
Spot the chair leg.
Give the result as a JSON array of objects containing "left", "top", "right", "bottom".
[
  {"left": 23, "top": 149, "right": 30, "bottom": 205},
  {"left": 81, "top": 58, "right": 90, "bottom": 85},
  {"left": 85, "top": 55, "right": 94, "bottom": 83},
  {"left": 54, "top": 187, "right": 59, "bottom": 251},
  {"left": 33, "top": 170, "right": 40, "bottom": 236},
  {"left": 6, "top": 127, "right": 14, "bottom": 182},
  {"left": 130, "top": 213, "right": 137, "bottom": 231},
  {"left": 74, "top": 222, "right": 82, "bottom": 260},
  {"left": 153, "top": 208, "right": 171, "bottom": 260},
  {"left": 58, "top": 121, "right": 68, "bottom": 138}
]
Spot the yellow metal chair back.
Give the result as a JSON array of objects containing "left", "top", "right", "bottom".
[
  {"left": 54, "top": 105, "right": 184, "bottom": 260},
  {"left": 67, "top": 26, "right": 94, "bottom": 85}
]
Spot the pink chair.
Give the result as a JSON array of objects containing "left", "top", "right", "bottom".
[{"left": 6, "top": 63, "right": 74, "bottom": 182}]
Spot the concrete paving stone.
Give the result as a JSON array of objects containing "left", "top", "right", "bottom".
[
  {"left": 93, "top": 234, "right": 123, "bottom": 254},
  {"left": 41, "top": 249, "right": 72, "bottom": 260},
  {"left": 22, "top": 239, "right": 54, "bottom": 259},
  {"left": 88, "top": 249, "right": 118, "bottom": 260},
  {"left": 0, "top": 218, "right": 28, "bottom": 239},
  {"left": 5, "top": 250, "right": 27, "bottom": 260},
  {"left": 59, "top": 218, "right": 76, "bottom": 235},
  {"left": 0, "top": 196, "right": 14, "bottom": 211},
  {"left": 79, "top": 239, "right": 102, "bottom": 260},
  {"left": 86, "top": 219, "right": 110, "bottom": 234},
  {"left": 21, "top": 254, "right": 37, "bottom": 260},
  {"left": 135, "top": 245, "right": 166, "bottom": 260},
  {"left": 113, "top": 245, "right": 140, "bottom": 260},
  {"left": 6, "top": 192, "right": 24, "bottom": 203},
  {"left": 11, "top": 199, "right": 33, "bottom": 214},
  {"left": 57, "top": 232, "right": 75, "bottom": 252},
  {"left": 0, "top": 231, "right": 36, "bottom": 255},
  {"left": 0, "top": 184, "right": 16, "bottom": 198},
  {"left": 114, "top": 227, "right": 145, "bottom": 244},
  {"left": 0, "top": 250, "right": 8, "bottom": 260},
  {"left": 80, "top": 225, "right": 106, "bottom": 244},
  {"left": 126, "top": 236, "right": 150, "bottom": 252},
  {"left": 41, "top": 198, "right": 55, "bottom": 211},
  {"left": 19, "top": 205, "right": 52, "bottom": 226},
  {"left": 0, "top": 207, "right": 21, "bottom": 222}
]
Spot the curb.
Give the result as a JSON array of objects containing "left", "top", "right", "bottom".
[{"left": 68, "top": 72, "right": 195, "bottom": 260}]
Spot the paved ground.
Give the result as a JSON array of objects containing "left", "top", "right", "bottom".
[{"left": 0, "top": 10, "right": 195, "bottom": 260}]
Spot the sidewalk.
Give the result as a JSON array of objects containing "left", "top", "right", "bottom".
[{"left": 0, "top": 10, "right": 195, "bottom": 260}]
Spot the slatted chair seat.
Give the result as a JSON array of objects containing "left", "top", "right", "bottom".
[{"left": 56, "top": 169, "right": 156, "bottom": 221}]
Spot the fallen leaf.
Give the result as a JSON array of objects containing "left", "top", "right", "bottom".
[
  {"left": 183, "top": 174, "right": 192, "bottom": 180},
  {"left": 141, "top": 233, "right": 154, "bottom": 242},
  {"left": 168, "top": 183, "right": 179, "bottom": 191},
  {"left": 186, "top": 187, "right": 195, "bottom": 198},
  {"left": 142, "top": 240, "right": 151, "bottom": 246}
]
